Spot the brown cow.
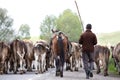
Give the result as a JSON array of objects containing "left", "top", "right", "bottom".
[
  {"left": 94, "top": 45, "right": 110, "bottom": 76},
  {"left": 70, "top": 42, "right": 82, "bottom": 71},
  {"left": 0, "top": 41, "right": 10, "bottom": 74},
  {"left": 23, "top": 40, "right": 34, "bottom": 71},
  {"left": 9, "top": 39, "right": 27, "bottom": 74},
  {"left": 33, "top": 40, "right": 49, "bottom": 74},
  {"left": 50, "top": 30, "right": 69, "bottom": 77},
  {"left": 111, "top": 43, "right": 120, "bottom": 75}
]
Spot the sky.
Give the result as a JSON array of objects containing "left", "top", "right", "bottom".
[{"left": 0, "top": 0, "right": 120, "bottom": 37}]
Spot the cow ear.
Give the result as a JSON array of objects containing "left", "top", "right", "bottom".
[{"left": 51, "top": 29, "right": 54, "bottom": 33}]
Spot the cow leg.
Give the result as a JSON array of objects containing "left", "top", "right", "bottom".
[
  {"left": 0, "top": 62, "right": 4, "bottom": 74},
  {"left": 95, "top": 60, "right": 101, "bottom": 74},
  {"left": 45, "top": 56, "right": 49, "bottom": 71},
  {"left": 27, "top": 59, "right": 32, "bottom": 72},
  {"left": 55, "top": 57, "right": 60, "bottom": 76},
  {"left": 34, "top": 60, "right": 38, "bottom": 74},
  {"left": 30, "top": 60, "right": 33, "bottom": 71},
  {"left": 4, "top": 61, "right": 8, "bottom": 74},
  {"left": 60, "top": 65, "right": 63, "bottom": 77},
  {"left": 43, "top": 59, "right": 46, "bottom": 72},
  {"left": 104, "top": 65, "right": 108, "bottom": 76},
  {"left": 75, "top": 59, "right": 79, "bottom": 71},
  {"left": 70, "top": 56, "right": 73, "bottom": 71},
  {"left": 60, "top": 55, "right": 65, "bottom": 77},
  {"left": 19, "top": 58, "right": 26, "bottom": 74},
  {"left": 34, "top": 53, "right": 39, "bottom": 74},
  {"left": 13, "top": 61, "right": 17, "bottom": 74},
  {"left": 103, "top": 58, "right": 109, "bottom": 76},
  {"left": 41, "top": 53, "right": 46, "bottom": 73},
  {"left": 80, "top": 58, "right": 82, "bottom": 68},
  {"left": 39, "top": 61, "right": 41, "bottom": 73},
  {"left": 50, "top": 55, "right": 55, "bottom": 68},
  {"left": 19, "top": 59, "right": 23, "bottom": 74}
]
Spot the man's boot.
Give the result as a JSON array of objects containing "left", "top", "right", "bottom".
[
  {"left": 85, "top": 70, "right": 89, "bottom": 79},
  {"left": 89, "top": 62, "right": 94, "bottom": 77}
]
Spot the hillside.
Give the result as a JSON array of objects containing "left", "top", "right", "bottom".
[{"left": 97, "top": 31, "right": 120, "bottom": 46}]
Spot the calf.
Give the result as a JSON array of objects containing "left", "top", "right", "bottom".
[{"left": 94, "top": 45, "right": 110, "bottom": 76}]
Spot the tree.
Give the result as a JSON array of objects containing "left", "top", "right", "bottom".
[
  {"left": 56, "top": 9, "right": 82, "bottom": 42},
  {"left": 18, "top": 24, "right": 31, "bottom": 39},
  {"left": 40, "top": 15, "right": 57, "bottom": 42},
  {"left": 0, "top": 8, "right": 14, "bottom": 42}
]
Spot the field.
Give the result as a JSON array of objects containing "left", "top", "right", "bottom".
[{"left": 97, "top": 31, "right": 120, "bottom": 46}]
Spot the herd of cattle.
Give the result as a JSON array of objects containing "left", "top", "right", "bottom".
[{"left": 0, "top": 34, "right": 120, "bottom": 77}]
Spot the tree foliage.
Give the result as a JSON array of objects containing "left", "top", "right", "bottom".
[
  {"left": 39, "top": 9, "right": 82, "bottom": 42},
  {"left": 18, "top": 24, "right": 31, "bottom": 39},
  {"left": 56, "top": 9, "right": 82, "bottom": 42},
  {"left": 40, "top": 15, "right": 57, "bottom": 42},
  {"left": 0, "top": 8, "right": 14, "bottom": 42}
]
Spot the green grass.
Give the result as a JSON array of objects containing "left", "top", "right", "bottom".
[
  {"left": 108, "top": 57, "right": 117, "bottom": 73},
  {"left": 97, "top": 31, "right": 120, "bottom": 46}
]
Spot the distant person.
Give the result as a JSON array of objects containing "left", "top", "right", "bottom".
[{"left": 79, "top": 24, "right": 97, "bottom": 79}]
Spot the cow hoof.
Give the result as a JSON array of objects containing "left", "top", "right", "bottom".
[
  {"left": 46, "top": 67, "right": 48, "bottom": 71},
  {"left": 96, "top": 70, "right": 101, "bottom": 74},
  {"left": 20, "top": 70, "right": 25, "bottom": 74},
  {"left": 0, "top": 71, "right": 3, "bottom": 75},
  {"left": 23, "top": 70, "right": 26, "bottom": 73},
  {"left": 75, "top": 68, "right": 78, "bottom": 71},
  {"left": 119, "top": 72, "right": 120, "bottom": 75},
  {"left": 50, "top": 65, "right": 55, "bottom": 68},
  {"left": 14, "top": 71, "right": 17, "bottom": 74},
  {"left": 66, "top": 66, "right": 70, "bottom": 71},
  {"left": 70, "top": 69, "right": 73, "bottom": 72},
  {"left": 4, "top": 72, "right": 8, "bottom": 74},
  {"left": 20, "top": 73, "right": 23, "bottom": 75},
  {"left": 104, "top": 73, "right": 108, "bottom": 76},
  {"left": 35, "top": 72, "right": 38, "bottom": 74},
  {"left": 20, "top": 72, "right": 23, "bottom": 74},
  {"left": 80, "top": 65, "right": 82, "bottom": 68},
  {"left": 27, "top": 69, "right": 32, "bottom": 72}
]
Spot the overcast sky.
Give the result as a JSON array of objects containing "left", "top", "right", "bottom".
[{"left": 0, "top": 0, "right": 120, "bottom": 36}]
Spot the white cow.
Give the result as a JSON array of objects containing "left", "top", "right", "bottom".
[
  {"left": 70, "top": 42, "right": 82, "bottom": 71},
  {"left": 33, "top": 40, "right": 48, "bottom": 74}
]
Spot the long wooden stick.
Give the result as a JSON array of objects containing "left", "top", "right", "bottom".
[{"left": 74, "top": 0, "right": 84, "bottom": 32}]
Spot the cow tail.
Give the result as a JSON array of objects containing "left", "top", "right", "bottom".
[
  {"left": 15, "top": 39, "right": 18, "bottom": 59},
  {"left": 58, "top": 36, "right": 64, "bottom": 66},
  {"left": 104, "top": 48, "right": 110, "bottom": 71},
  {"left": 1, "top": 42, "right": 4, "bottom": 48}
]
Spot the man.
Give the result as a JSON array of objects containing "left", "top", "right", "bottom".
[{"left": 79, "top": 24, "right": 97, "bottom": 79}]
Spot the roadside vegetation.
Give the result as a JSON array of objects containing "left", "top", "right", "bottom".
[{"left": 97, "top": 31, "right": 120, "bottom": 74}]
